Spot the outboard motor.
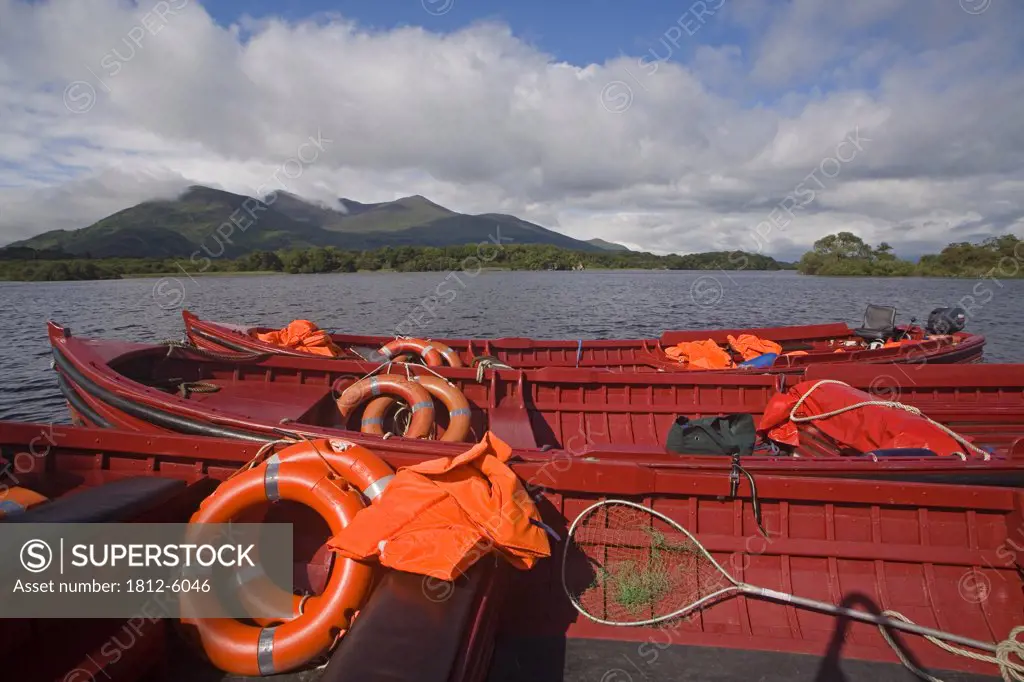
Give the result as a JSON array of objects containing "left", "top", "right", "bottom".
[{"left": 925, "top": 307, "right": 967, "bottom": 335}]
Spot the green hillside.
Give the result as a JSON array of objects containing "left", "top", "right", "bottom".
[
  {"left": 317, "top": 195, "right": 456, "bottom": 233},
  {"left": 587, "top": 238, "right": 630, "bottom": 251},
  {"left": 7, "top": 186, "right": 605, "bottom": 257}
]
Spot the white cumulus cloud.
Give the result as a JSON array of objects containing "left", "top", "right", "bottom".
[{"left": 0, "top": 0, "right": 1022, "bottom": 259}]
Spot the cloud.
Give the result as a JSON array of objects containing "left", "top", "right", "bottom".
[{"left": 0, "top": 0, "right": 1022, "bottom": 257}]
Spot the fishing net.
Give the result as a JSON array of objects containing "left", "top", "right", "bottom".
[
  {"left": 562, "top": 500, "right": 733, "bottom": 626},
  {"left": 561, "top": 500, "right": 1024, "bottom": 682}
]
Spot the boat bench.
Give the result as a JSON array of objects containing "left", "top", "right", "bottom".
[
  {"left": 319, "top": 562, "right": 500, "bottom": 682},
  {"left": 2, "top": 476, "right": 187, "bottom": 524},
  {"left": 1, "top": 476, "right": 187, "bottom": 680}
]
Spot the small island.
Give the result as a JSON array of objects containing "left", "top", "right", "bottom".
[{"left": 797, "top": 232, "right": 1023, "bottom": 278}]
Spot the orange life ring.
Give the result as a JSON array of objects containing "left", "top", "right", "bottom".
[
  {"left": 427, "top": 341, "right": 464, "bottom": 368},
  {"left": 378, "top": 339, "right": 443, "bottom": 366},
  {"left": 182, "top": 457, "right": 373, "bottom": 676},
  {"left": 337, "top": 375, "right": 435, "bottom": 439},
  {"left": 377, "top": 339, "right": 464, "bottom": 367},
  {"left": 235, "top": 439, "right": 393, "bottom": 627},
  {"left": 0, "top": 487, "right": 48, "bottom": 518},
  {"left": 359, "top": 376, "right": 472, "bottom": 442},
  {"left": 276, "top": 439, "right": 395, "bottom": 503}
]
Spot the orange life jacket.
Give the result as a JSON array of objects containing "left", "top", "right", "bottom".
[
  {"left": 328, "top": 432, "right": 551, "bottom": 581},
  {"left": 726, "top": 334, "right": 783, "bottom": 361},
  {"left": 664, "top": 340, "right": 734, "bottom": 369},
  {"left": 255, "top": 320, "right": 343, "bottom": 357}
]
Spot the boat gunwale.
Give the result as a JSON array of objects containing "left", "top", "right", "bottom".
[
  {"left": 183, "top": 310, "right": 985, "bottom": 372},
  {"left": 46, "top": 321, "right": 1024, "bottom": 483}
]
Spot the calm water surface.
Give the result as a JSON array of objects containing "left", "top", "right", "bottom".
[{"left": 1, "top": 270, "right": 1021, "bottom": 422}]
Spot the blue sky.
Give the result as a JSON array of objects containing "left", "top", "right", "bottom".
[
  {"left": 203, "top": 0, "right": 731, "bottom": 65},
  {"left": 1, "top": 0, "right": 1022, "bottom": 257}
]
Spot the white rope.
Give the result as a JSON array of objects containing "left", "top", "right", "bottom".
[
  {"left": 413, "top": 361, "right": 457, "bottom": 386},
  {"left": 230, "top": 438, "right": 300, "bottom": 478},
  {"left": 790, "top": 379, "right": 991, "bottom": 460},
  {"left": 878, "top": 613, "right": 1024, "bottom": 682},
  {"left": 341, "top": 359, "right": 394, "bottom": 389},
  {"left": 474, "top": 357, "right": 513, "bottom": 382}
]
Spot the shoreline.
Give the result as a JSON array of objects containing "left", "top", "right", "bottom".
[
  {"left": 4, "top": 268, "right": 1019, "bottom": 283},
  {"left": 2, "top": 266, "right": 800, "bottom": 282}
]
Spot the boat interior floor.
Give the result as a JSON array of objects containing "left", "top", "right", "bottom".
[
  {"left": 487, "top": 636, "right": 1001, "bottom": 682},
  {"left": 152, "top": 378, "right": 1021, "bottom": 458},
  {"left": 151, "top": 635, "right": 1004, "bottom": 682},
  {"left": 178, "top": 379, "right": 336, "bottom": 428}
]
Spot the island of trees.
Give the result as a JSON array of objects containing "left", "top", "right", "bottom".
[
  {"left": 798, "top": 232, "right": 1023, "bottom": 278},
  {"left": 0, "top": 243, "right": 791, "bottom": 281}
]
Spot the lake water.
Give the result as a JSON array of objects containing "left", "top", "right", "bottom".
[{"left": 1, "top": 270, "right": 1021, "bottom": 422}]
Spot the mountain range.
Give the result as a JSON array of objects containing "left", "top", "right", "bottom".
[{"left": 6, "top": 186, "right": 628, "bottom": 258}]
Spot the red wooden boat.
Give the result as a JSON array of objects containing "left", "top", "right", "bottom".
[
  {"left": 1, "top": 421, "right": 1021, "bottom": 681},
  {"left": 49, "top": 321, "right": 1024, "bottom": 486},
  {"left": 182, "top": 308, "right": 986, "bottom": 373}
]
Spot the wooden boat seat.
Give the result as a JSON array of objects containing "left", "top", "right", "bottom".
[
  {"left": 184, "top": 380, "right": 332, "bottom": 425},
  {"left": 487, "top": 406, "right": 540, "bottom": 449},
  {"left": 2, "top": 477, "right": 186, "bottom": 524},
  {"left": 319, "top": 564, "right": 492, "bottom": 682}
]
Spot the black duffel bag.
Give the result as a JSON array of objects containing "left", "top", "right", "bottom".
[{"left": 666, "top": 414, "right": 756, "bottom": 456}]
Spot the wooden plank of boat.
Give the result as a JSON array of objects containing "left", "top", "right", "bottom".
[
  {"left": 1, "top": 421, "right": 1020, "bottom": 679},
  {"left": 182, "top": 310, "right": 986, "bottom": 373},
  {"left": 48, "top": 322, "right": 1024, "bottom": 485}
]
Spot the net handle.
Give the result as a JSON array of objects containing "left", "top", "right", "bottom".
[{"left": 746, "top": 587, "right": 998, "bottom": 654}]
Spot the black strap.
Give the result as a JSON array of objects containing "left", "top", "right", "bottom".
[{"left": 730, "top": 454, "right": 769, "bottom": 539}]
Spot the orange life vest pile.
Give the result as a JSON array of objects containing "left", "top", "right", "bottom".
[
  {"left": 329, "top": 431, "right": 551, "bottom": 580},
  {"left": 254, "top": 319, "right": 343, "bottom": 357},
  {"left": 662, "top": 334, "right": 783, "bottom": 370},
  {"left": 727, "top": 334, "right": 783, "bottom": 360},
  {"left": 664, "top": 339, "right": 734, "bottom": 369}
]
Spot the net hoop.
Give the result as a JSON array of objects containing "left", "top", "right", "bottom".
[{"left": 561, "top": 498, "right": 741, "bottom": 627}]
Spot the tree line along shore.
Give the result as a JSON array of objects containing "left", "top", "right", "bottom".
[
  {"left": 1, "top": 233, "right": 1021, "bottom": 281},
  {"left": 0, "top": 243, "right": 789, "bottom": 281}
]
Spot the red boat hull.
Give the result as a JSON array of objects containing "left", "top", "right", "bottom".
[
  {"left": 49, "top": 322, "right": 1024, "bottom": 486},
  {"left": 2, "top": 421, "right": 1021, "bottom": 679},
  {"left": 182, "top": 310, "right": 986, "bottom": 373}
]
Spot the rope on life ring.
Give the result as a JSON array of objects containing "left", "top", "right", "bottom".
[
  {"left": 378, "top": 338, "right": 464, "bottom": 367},
  {"left": 359, "top": 375, "right": 472, "bottom": 442},
  {"left": 181, "top": 455, "right": 375, "bottom": 676},
  {"left": 336, "top": 375, "right": 436, "bottom": 439}
]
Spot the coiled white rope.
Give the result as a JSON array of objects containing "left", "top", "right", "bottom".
[
  {"left": 790, "top": 379, "right": 991, "bottom": 460},
  {"left": 231, "top": 438, "right": 301, "bottom": 477},
  {"left": 473, "top": 357, "right": 513, "bottom": 382},
  {"left": 878, "top": 613, "right": 1023, "bottom": 682}
]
